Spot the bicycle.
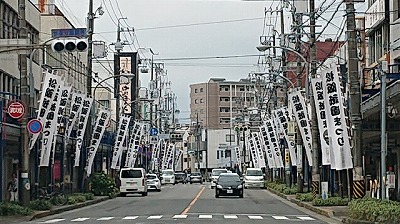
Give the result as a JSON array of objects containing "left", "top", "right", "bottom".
[{"left": 38, "top": 183, "right": 68, "bottom": 206}]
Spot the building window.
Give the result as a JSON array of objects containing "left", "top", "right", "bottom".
[
  {"left": 219, "top": 118, "right": 230, "bottom": 124},
  {"left": 226, "top": 134, "right": 235, "bottom": 142},
  {"left": 200, "top": 88, "right": 204, "bottom": 92},
  {"left": 195, "top": 99, "right": 199, "bottom": 104},
  {"left": 195, "top": 89, "right": 198, "bottom": 93},
  {"left": 220, "top": 107, "right": 230, "bottom": 112},
  {"left": 225, "top": 150, "right": 231, "bottom": 158}
]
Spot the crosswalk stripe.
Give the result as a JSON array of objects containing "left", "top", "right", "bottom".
[
  {"left": 272, "top": 216, "right": 289, "bottom": 220},
  {"left": 147, "top": 215, "right": 163, "bottom": 219},
  {"left": 248, "top": 215, "right": 264, "bottom": 220},
  {"left": 298, "top": 216, "right": 315, "bottom": 220},
  {"left": 39, "top": 219, "right": 65, "bottom": 223},
  {"left": 224, "top": 215, "right": 238, "bottom": 219},
  {"left": 71, "top": 218, "right": 90, "bottom": 222},
  {"left": 173, "top": 215, "right": 188, "bottom": 219},
  {"left": 96, "top": 217, "right": 114, "bottom": 221},
  {"left": 122, "top": 216, "right": 139, "bottom": 220},
  {"left": 199, "top": 214, "right": 213, "bottom": 219}
]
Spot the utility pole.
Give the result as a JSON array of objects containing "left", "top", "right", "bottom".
[
  {"left": 294, "top": 13, "right": 304, "bottom": 193},
  {"left": 18, "top": 0, "right": 30, "bottom": 206},
  {"left": 114, "top": 18, "right": 126, "bottom": 124},
  {"left": 309, "top": 0, "right": 320, "bottom": 197},
  {"left": 196, "top": 113, "right": 200, "bottom": 171},
  {"left": 346, "top": 0, "right": 363, "bottom": 198}
]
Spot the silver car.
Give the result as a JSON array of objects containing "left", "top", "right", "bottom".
[{"left": 146, "top": 174, "right": 161, "bottom": 192}]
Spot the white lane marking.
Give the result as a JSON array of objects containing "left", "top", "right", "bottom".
[
  {"left": 71, "top": 218, "right": 90, "bottom": 222},
  {"left": 173, "top": 215, "right": 188, "bottom": 219},
  {"left": 147, "top": 215, "right": 163, "bottom": 219},
  {"left": 224, "top": 215, "right": 238, "bottom": 219},
  {"left": 248, "top": 215, "right": 264, "bottom": 220},
  {"left": 298, "top": 216, "right": 315, "bottom": 220},
  {"left": 122, "top": 216, "right": 139, "bottom": 220},
  {"left": 199, "top": 215, "right": 213, "bottom": 219},
  {"left": 272, "top": 216, "right": 289, "bottom": 220},
  {"left": 39, "top": 219, "right": 65, "bottom": 223},
  {"left": 96, "top": 217, "right": 114, "bottom": 221}
]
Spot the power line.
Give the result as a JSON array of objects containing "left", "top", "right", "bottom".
[{"left": 157, "top": 54, "right": 262, "bottom": 61}]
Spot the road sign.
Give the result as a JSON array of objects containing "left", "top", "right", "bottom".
[
  {"left": 158, "top": 134, "right": 170, "bottom": 140},
  {"left": 149, "top": 128, "right": 158, "bottom": 136},
  {"left": 27, "top": 119, "right": 42, "bottom": 134},
  {"left": 7, "top": 101, "right": 24, "bottom": 119},
  {"left": 150, "top": 136, "right": 158, "bottom": 144},
  {"left": 51, "top": 28, "right": 87, "bottom": 38}
]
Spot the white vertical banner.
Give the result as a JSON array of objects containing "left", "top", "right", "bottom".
[
  {"left": 265, "top": 119, "right": 284, "bottom": 168},
  {"left": 322, "top": 65, "right": 353, "bottom": 170},
  {"left": 274, "top": 108, "right": 297, "bottom": 166},
  {"left": 159, "top": 142, "right": 167, "bottom": 170},
  {"left": 74, "top": 96, "right": 93, "bottom": 167},
  {"left": 66, "top": 93, "right": 84, "bottom": 139},
  {"left": 311, "top": 78, "right": 331, "bottom": 165},
  {"left": 234, "top": 146, "right": 241, "bottom": 165},
  {"left": 152, "top": 139, "right": 162, "bottom": 170},
  {"left": 162, "top": 143, "right": 174, "bottom": 170},
  {"left": 125, "top": 122, "right": 144, "bottom": 168},
  {"left": 247, "top": 132, "right": 260, "bottom": 168},
  {"left": 29, "top": 71, "right": 60, "bottom": 150},
  {"left": 252, "top": 132, "right": 266, "bottom": 168},
  {"left": 85, "top": 109, "right": 111, "bottom": 176},
  {"left": 110, "top": 115, "right": 131, "bottom": 169},
  {"left": 288, "top": 90, "right": 313, "bottom": 166},
  {"left": 259, "top": 126, "right": 276, "bottom": 168},
  {"left": 39, "top": 78, "right": 62, "bottom": 166},
  {"left": 174, "top": 149, "right": 183, "bottom": 168},
  {"left": 56, "top": 85, "right": 72, "bottom": 127}
]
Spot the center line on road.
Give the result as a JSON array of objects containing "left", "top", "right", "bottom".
[
  {"left": 147, "top": 215, "right": 163, "bottom": 219},
  {"left": 181, "top": 186, "right": 205, "bottom": 215},
  {"left": 272, "top": 216, "right": 289, "bottom": 220},
  {"left": 122, "top": 216, "right": 139, "bottom": 220},
  {"left": 199, "top": 215, "right": 213, "bottom": 219},
  {"left": 224, "top": 215, "right": 238, "bottom": 219},
  {"left": 97, "top": 217, "right": 114, "bottom": 221},
  {"left": 71, "top": 218, "right": 90, "bottom": 222},
  {"left": 39, "top": 219, "right": 65, "bottom": 223}
]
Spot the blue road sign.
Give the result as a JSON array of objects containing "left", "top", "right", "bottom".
[
  {"left": 149, "top": 128, "right": 158, "bottom": 136},
  {"left": 27, "top": 119, "right": 42, "bottom": 134},
  {"left": 51, "top": 28, "right": 87, "bottom": 38}
]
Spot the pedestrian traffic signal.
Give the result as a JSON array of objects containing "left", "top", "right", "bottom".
[{"left": 51, "top": 39, "right": 88, "bottom": 53}]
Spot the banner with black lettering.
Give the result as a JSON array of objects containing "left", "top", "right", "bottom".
[
  {"left": 311, "top": 78, "right": 331, "bottom": 165},
  {"left": 85, "top": 109, "right": 111, "bottom": 176},
  {"left": 74, "top": 96, "right": 93, "bottom": 167},
  {"left": 174, "top": 149, "right": 183, "bottom": 168},
  {"left": 125, "top": 122, "right": 144, "bottom": 168},
  {"left": 322, "top": 65, "right": 353, "bottom": 170},
  {"left": 162, "top": 143, "right": 175, "bottom": 170},
  {"left": 288, "top": 90, "right": 313, "bottom": 166},
  {"left": 39, "top": 78, "right": 62, "bottom": 166},
  {"left": 66, "top": 93, "right": 84, "bottom": 139},
  {"left": 259, "top": 126, "right": 276, "bottom": 168},
  {"left": 234, "top": 146, "right": 241, "bottom": 165},
  {"left": 265, "top": 119, "right": 284, "bottom": 168},
  {"left": 110, "top": 115, "right": 131, "bottom": 169},
  {"left": 274, "top": 108, "right": 297, "bottom": 166},
  {"left": 247, "top": 132, "right": 260, "bottom": 168},
  {"left": 29, "top": 70, "right": 60, "bottom": 150}
]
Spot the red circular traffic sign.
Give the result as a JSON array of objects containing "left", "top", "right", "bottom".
[
  {"left": 7, "top": 101, "right": 25, "bottom": 119},
  {"left": 27, "top": 119, "right": 43, "bottom": 134}
]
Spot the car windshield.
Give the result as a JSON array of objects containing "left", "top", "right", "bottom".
[
  {"left": 162, "top": 171, "right": 174, "bottom": 176},
  {"left": 212, "top": 170, "right": 227, "bottom": 176},
  {"left": 218, "top": 175, "right": 240, "bottom": 184},
  {"left": 147, "top": 175, "right": 157, "bottom": 179},
  {"left": 246, "top": 170, "right": 263, "bottom": 176},
  {"left": 121, "top": 170, "right": 142, "bottom": 178}
]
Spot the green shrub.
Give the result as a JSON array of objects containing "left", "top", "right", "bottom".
[
  {"left": 90, "top": 172, "right": 117, "bottom": 196},
  {"left": 29, "top": 200, "right": 52, "bottom": 211},
  {"left": 312, "top": 197, "right": 349, "bottom": 206},
  {"left": 0, "top": 202, "right": 32, "bottom": 216},
  {"left": 296, "top": 193, "right": 314, "bottom": 202},
  {"left": 266, "top": 182, "right": 297, "bottom": 195},
  {"left": 348, "top": 198, "right": 400, "bottom": 223},
  {"left": 83, "top": 193, "right": 94, "bottom": 200},
  {"left": 67, "top": 197, "right": 77, "bottom": 205}
]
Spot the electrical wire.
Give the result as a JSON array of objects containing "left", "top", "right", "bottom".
[{"left": 157, "top": 54, "right": 262, "bottom": 61}]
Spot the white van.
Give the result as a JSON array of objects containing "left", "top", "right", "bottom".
[
  {"left": 161, "top": 169, "right": 175, "bottom": 185},
  {"left": 210, "top": 168, "right": 228, "bottom": 189},
  {"left": 119, "top": 168, "right": 148, "bottom": 196},
  {"left": 243, "top": 168, "right": 265, "bottom": 188}
]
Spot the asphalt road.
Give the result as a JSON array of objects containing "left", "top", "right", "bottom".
[{"left": 22, "top": 183, "right": 340, "bottom": 224}]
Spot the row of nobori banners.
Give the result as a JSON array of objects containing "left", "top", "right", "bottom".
[
  {"left": 28, "top": 70, "right": 150, "bottom": 177},
  {"left": 245, "top": 63, "right": 353, "bottom": 171}
]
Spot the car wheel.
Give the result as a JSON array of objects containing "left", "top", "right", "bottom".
[
  {"left": 215, "top": 194, "right": 219, "bottom": 198},
  {"left": 157, "top": 189, "right": 161, "bottom": 192},
  {"left": 211, "top": 186, "right": 214, "bottom": 189},
  {"left": 142, "top": 192, "right": 148, "bottom": 197},
  {"left": 239, "top": 193, "right": 244, "bottom": 198},
  {"left": 120, "top": 193, "right": 127, "bottom": 197},
  {"left": 190, "top": 182, "right": 192, "bottom": 184}
]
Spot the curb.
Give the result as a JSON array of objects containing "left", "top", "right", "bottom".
[
  {"left": 342, "top": 217, "right": 376, "bottom": 224},
  {"left": 29, "top": 196, "right": 110, "bottom": 221},
  {"left": 266, "top": 187, "right": 334, "bottom": 218}
]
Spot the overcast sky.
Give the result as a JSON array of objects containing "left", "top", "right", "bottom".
[{"left": 40, "top": 0, "right": 366, "bottom": 122}]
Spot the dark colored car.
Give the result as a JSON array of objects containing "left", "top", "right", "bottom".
[
  {"left": 175, "top": 172, "right": 187, "bottom": 184},
  {"left": 190, "top": 172, "right": 203, "bottom": 184},
  {"left": 215, "top": 173, "right": 243, "bottom": 198}
]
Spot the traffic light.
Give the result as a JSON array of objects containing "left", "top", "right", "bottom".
[
  {"left": 51, "top": 39, "right": 88, "bottom": 53},
  {"left": 170, "top": 133, "right": 183, "bottom": 141}
]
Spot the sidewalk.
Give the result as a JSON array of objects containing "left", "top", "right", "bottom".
[
  {"left": 266, "top": 187, "right": 347, "bottom": 223},
  {"left": 0, "top": 196, "right": 110, "bottom": 223}
]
